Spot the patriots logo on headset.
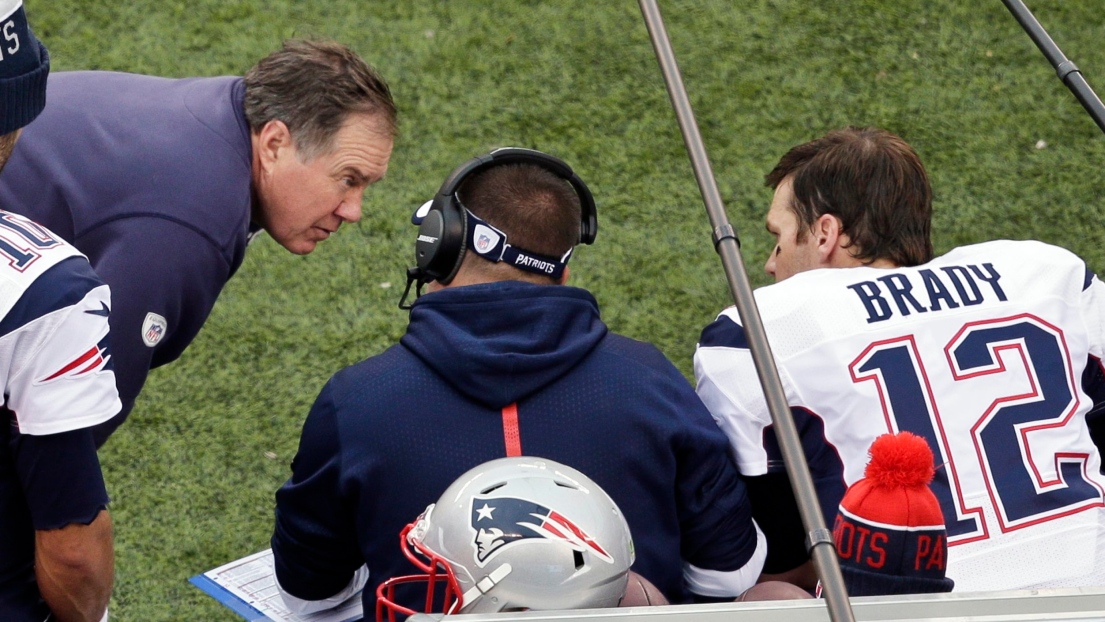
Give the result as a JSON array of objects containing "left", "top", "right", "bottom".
[{"left": 469, "top": 496, "right": 614, "bottom": 567}]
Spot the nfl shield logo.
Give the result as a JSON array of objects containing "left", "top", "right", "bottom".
[
  {"left": 472, "top": 224, "right": 501, "bottom": 256},
  {"left": 142, "top": 312, "right": 167, "bottom": 347}
]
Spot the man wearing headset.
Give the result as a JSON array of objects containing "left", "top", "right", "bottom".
[{"left": 271, "top": 149, "right": 767, "bottom": 616}]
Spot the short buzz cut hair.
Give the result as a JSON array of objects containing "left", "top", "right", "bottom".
[
  {"left": 765, "top": 126, "right": 933, "bottom": 267},
  {"left": 457, "top": 163, "right": 582, "bottom": 280},
  {"left": 243, "top": 38, "right": 397, "bottom": 159}
]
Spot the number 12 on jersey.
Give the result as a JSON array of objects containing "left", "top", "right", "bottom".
[{"left": 850, "top": 313, "right": 1105, "bottom": 545}]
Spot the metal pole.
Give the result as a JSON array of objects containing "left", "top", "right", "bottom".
[
  {"left": 1001, "top": 0, "right": 1105, "bottom": 135},
  {"left": 635, "top": 2, "right": 855, "bottom": 621}
]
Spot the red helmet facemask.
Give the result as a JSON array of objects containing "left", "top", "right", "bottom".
[{"left": 376, "top": 521, "right": 464, "bottom": 622}]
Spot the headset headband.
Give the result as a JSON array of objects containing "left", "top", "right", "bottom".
[
  {"left": 399, "top": 148, "right": 598, "bottom": 309},
  {"left": 431, "top": 148, "right": 597, "bottom": 245}
]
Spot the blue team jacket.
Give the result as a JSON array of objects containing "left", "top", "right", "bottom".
[
  {"left": 272, "top": 281, "right": 760, "bottom": 612},
  {"left": 0, "top": 71, "right": 254, "bottom": 443}
]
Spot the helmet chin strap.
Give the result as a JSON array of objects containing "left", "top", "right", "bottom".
[{"left": 461, "top": 563, "right": 514, "bottom": 612}]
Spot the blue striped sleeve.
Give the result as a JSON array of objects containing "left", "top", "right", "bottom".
[{"left": 699, "top": 314, "right": 749, "bottom": 350}]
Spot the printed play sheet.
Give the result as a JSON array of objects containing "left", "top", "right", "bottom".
[{"left": 190, "top": 549, "right": 363, "bottom": 622}]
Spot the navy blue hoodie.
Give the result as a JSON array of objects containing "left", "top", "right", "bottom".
[
  {"left": 0, "top": 71, "right": 254, "bottom": 443},
  {"left": 273, "top": 281, "right": 761, "bottom": 612}
]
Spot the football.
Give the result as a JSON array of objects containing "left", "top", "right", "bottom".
[
  {"left": 619, "top": 571, "right": 669, "bottom": 606},
  {"left": 735, "top": 581, "right": 813, "bottom": 602}
]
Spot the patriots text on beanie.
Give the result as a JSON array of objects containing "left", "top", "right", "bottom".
[{"left": 832, "top": 431, "right": 955, "bottom": 596}]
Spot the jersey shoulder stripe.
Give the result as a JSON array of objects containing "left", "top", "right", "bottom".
[
  {"left": 700, "top": 313, "right": 748, "bottom": 350},
  {"left": 0, "top": 256, "right": 102, "bottom": 339}
]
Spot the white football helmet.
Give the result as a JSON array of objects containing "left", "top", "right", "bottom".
[{"left": 376, "top": 456, "right": 635, "bottom": 621}]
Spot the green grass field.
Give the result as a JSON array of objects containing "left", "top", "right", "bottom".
[{"left": 24, "top": 0, "right": 1105, "bottom": 619}]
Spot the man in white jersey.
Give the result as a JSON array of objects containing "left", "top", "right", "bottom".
[
  {"left": 695, "top": 126, "right": 1105, "bottom": 593},
  {"left": 0, "top": 2, "right": 120, "bottom": 621}
]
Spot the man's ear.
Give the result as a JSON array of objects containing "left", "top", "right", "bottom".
[
  {"left": 813, "top": 213, "right": 846, "bottom": 264},
  {"left": 558, "top": 266, "right": 571, "bottom": 285},
  {"left": 254, "top": 119, "right": 293, "bottom": 173}
]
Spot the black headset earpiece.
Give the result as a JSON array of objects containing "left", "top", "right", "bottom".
[
  {"left": 413, "top": 147, "right": 597, "bottom": 286},
  {"left": 414, "top": 192, "right": 468, "bottom": 285}
]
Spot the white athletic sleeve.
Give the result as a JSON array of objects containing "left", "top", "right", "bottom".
[
  {"left": 5, "top": 284, "right": 121, "bottom": 435},
  {"left": 683, "top": 521, "right": 767, "bottom": 597},
  {"left": 694, "top": 314, "right": 775, "bottom": 476},
  {"left": 1082, "top": 272, "right": 1105, "bottom": 362}
]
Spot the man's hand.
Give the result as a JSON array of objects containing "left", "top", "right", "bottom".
[{"left": 35, "top": 509, "right": 114, "bottom": 622}]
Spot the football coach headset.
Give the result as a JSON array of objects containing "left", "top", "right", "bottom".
[{"left": 399, "top": 147, "right": 597, "bottom": 308}]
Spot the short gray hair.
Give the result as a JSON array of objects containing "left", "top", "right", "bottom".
[{"left": 243, "top": 39, "right": 397, "bottom": 159}]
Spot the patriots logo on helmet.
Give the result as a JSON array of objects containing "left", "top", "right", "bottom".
[
  {"left": 37, "top": 334, "right": 114, "bottom": 384},
  {"left": 469, "top": 496, "right": 613, "bottom": 567}
]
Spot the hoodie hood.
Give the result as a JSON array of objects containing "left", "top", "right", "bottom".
[{"left": 400, "top": 281, "right": 608, "bottom": 407}]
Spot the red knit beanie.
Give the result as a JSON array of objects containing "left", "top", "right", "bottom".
[{"left": 832, "top": 432, "right": 954, "bottom": 596}]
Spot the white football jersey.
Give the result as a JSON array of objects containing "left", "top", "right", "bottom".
[
  {"left": 0, "top": 211, "right": 120, "bottom": 435},
  {"left": 696, "top": 239, "right": 1105, "bottom": 591}
]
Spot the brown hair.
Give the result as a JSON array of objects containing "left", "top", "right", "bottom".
[
  {"left": 0, "top": 131, "right": 19, "bottom": 175},
  {"left": 456, "top": 163, "right": 582, "bottom": 283},
  {"left": 243, "top": 39, "right": 397, "bottom": 159},
  {"left": 765, "top": 126, "right": 933, "bottom": 266}
]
